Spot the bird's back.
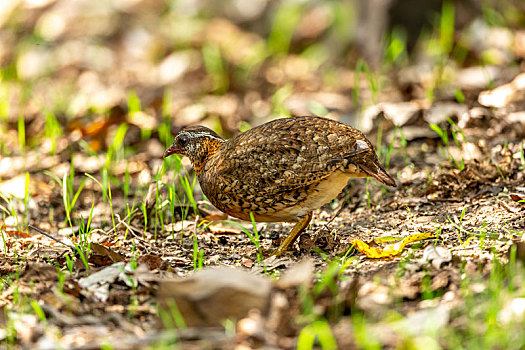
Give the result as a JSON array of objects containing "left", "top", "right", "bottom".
[{"left": 199, "top": 116, "right": 380, "bottom": 221}]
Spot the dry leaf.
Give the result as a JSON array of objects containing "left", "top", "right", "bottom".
[
  {"left": 78, "top": 262, "right": 126, "bottom": 302},
  {"left": 478, "top": 72, "right": 525, "bottom": 108},
  {"left": 241, "top": 258, "right": 253, "bottom": 268},
  {"left": 0, "top": 226, "right": 30, "bottom": 239},
  {"left": 510, "top": 193, "right": 525, "bottom": 203},
  {"left": 90, "top": 243, "right": 126, "bottom": 263},
  {"left": 137, "top": 254, "right": 169, "bottom": 270},
  {"left": 157, "top": 267, "right": 271, "bottom": 327},
  {"left": 423, "top": 245, "right": 452, "bottom": 269},
  {"left": 207, "top": 221, "right": 243, "bottom": 235},
  {"left": 0, "top": 174, "right": 53, "bottom": 199},
  {"left": 352, "top": 232, "right": 435, "bottom": 258}
]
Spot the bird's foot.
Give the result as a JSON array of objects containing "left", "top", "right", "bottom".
[
  {"left": 267, "top": 213, "right": 313, "bottom": 258},
  {"left": 267, "top": 246, "right": 293, "bottom": 257}
]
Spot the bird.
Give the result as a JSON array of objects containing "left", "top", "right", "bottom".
[{"left": 163, "top": 116, "right": 396, "bottom": 256}]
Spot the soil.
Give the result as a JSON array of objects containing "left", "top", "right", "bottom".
[{"left": 0, "top": 2, "right": 524, "bottom": 347}]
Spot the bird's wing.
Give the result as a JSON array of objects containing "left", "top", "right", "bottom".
[{"left": 213, "top": 117, "right": 363, "bottom": 194}]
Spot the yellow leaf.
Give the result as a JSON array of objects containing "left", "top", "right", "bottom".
[{"left": 351, "top": 232, "right": 435, "bottom": 258}]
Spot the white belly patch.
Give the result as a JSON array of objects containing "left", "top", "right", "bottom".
[
  {"left": 298, "top": 171, "right": 351, "bottom": 212},
  {"left": 266, "top": 170, "right": 351, "bottom": 220}
]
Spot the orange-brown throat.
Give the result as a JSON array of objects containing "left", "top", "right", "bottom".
[{"left": 190, "top": 138, "right": 224, "bottom": 174}]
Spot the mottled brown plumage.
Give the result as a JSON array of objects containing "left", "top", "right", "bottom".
[{"left": 164, "top": 116, "right": 396, "bottom": 255}]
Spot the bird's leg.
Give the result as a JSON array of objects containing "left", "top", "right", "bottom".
[{"left": 271, "top": 212, "right": 312, "bottom": 256}]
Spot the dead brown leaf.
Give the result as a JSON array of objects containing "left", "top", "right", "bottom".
[
  {"left": 137, "top": 254, "right": 169, "bottom": 270},
  {"left": 0, "top": 174, "right": 53, "bottom": 199},
  {"left": 510, "top": 193, "right": 525, "bottom": 203},
  {"left": 90, "top": 243, "right": 126, "bottom": 263}
]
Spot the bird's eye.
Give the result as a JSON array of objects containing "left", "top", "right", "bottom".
[{"left": 178, "top": 135, "right": 189, "bottom": 147}]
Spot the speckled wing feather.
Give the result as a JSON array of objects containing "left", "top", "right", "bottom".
[
  {"left": 166, "top": 115, "right": 393, "bottom": 223},
  {"left": 208, "top": 116, "right": 366, "bottom": 194},
  {"left": 195, "top": 116, "right": 388, "bottom": 220}
]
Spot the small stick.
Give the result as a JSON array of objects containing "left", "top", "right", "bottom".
[
  {"left": 28, "top": 225, "right": 75, "bottom": 251},
  {"left": 115, "top": 213, "right": 149, "bottom": 242},
  {"left": 105, "top": 208, "right": 140, "bottom": 236},
  {"left": 312, "top": 193, "right": 360, "bottom": 246}
]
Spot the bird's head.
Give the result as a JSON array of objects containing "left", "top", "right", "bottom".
[{"left": 163, "top": 126, "right": 225, "bottom": 172}]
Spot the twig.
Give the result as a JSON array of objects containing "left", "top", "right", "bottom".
[
  {"left": 311, "top": 195, "right": 361, "bottom": 245},
  {"left": 105, "top": 208, "right": 140, "bottom": 236},
  {"left": 115, "top": 213, "right": 149, "bottom": 242},
  {"left": 28, "top": 225, "right": 75, "bottom": 251},
  {"left": 496, "top": 199, "right": 520, "bottom": 213}
]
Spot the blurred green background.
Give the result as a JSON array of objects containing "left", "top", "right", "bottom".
[{"left": 1, "top": 0, "right": 524, "bottom": 151}]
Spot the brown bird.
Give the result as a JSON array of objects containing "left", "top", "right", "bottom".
[{"left": 164, "top": 116, "right": 396, "bottom": 256}]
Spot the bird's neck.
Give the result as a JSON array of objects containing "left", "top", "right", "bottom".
[{"left": 190, "top": 138, "right": 225, "bottom": 174}]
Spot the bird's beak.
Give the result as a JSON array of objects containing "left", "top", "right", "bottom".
[{"left": 163, "top": 145, "right": 182, "bottom": 159}]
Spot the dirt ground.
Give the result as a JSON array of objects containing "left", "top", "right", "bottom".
[
  {"left": 1, "top": 87, "right": 524, "bottom": 348},
  {"left": 1, "top": 1, "right": 525, "bottom": 348}
]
